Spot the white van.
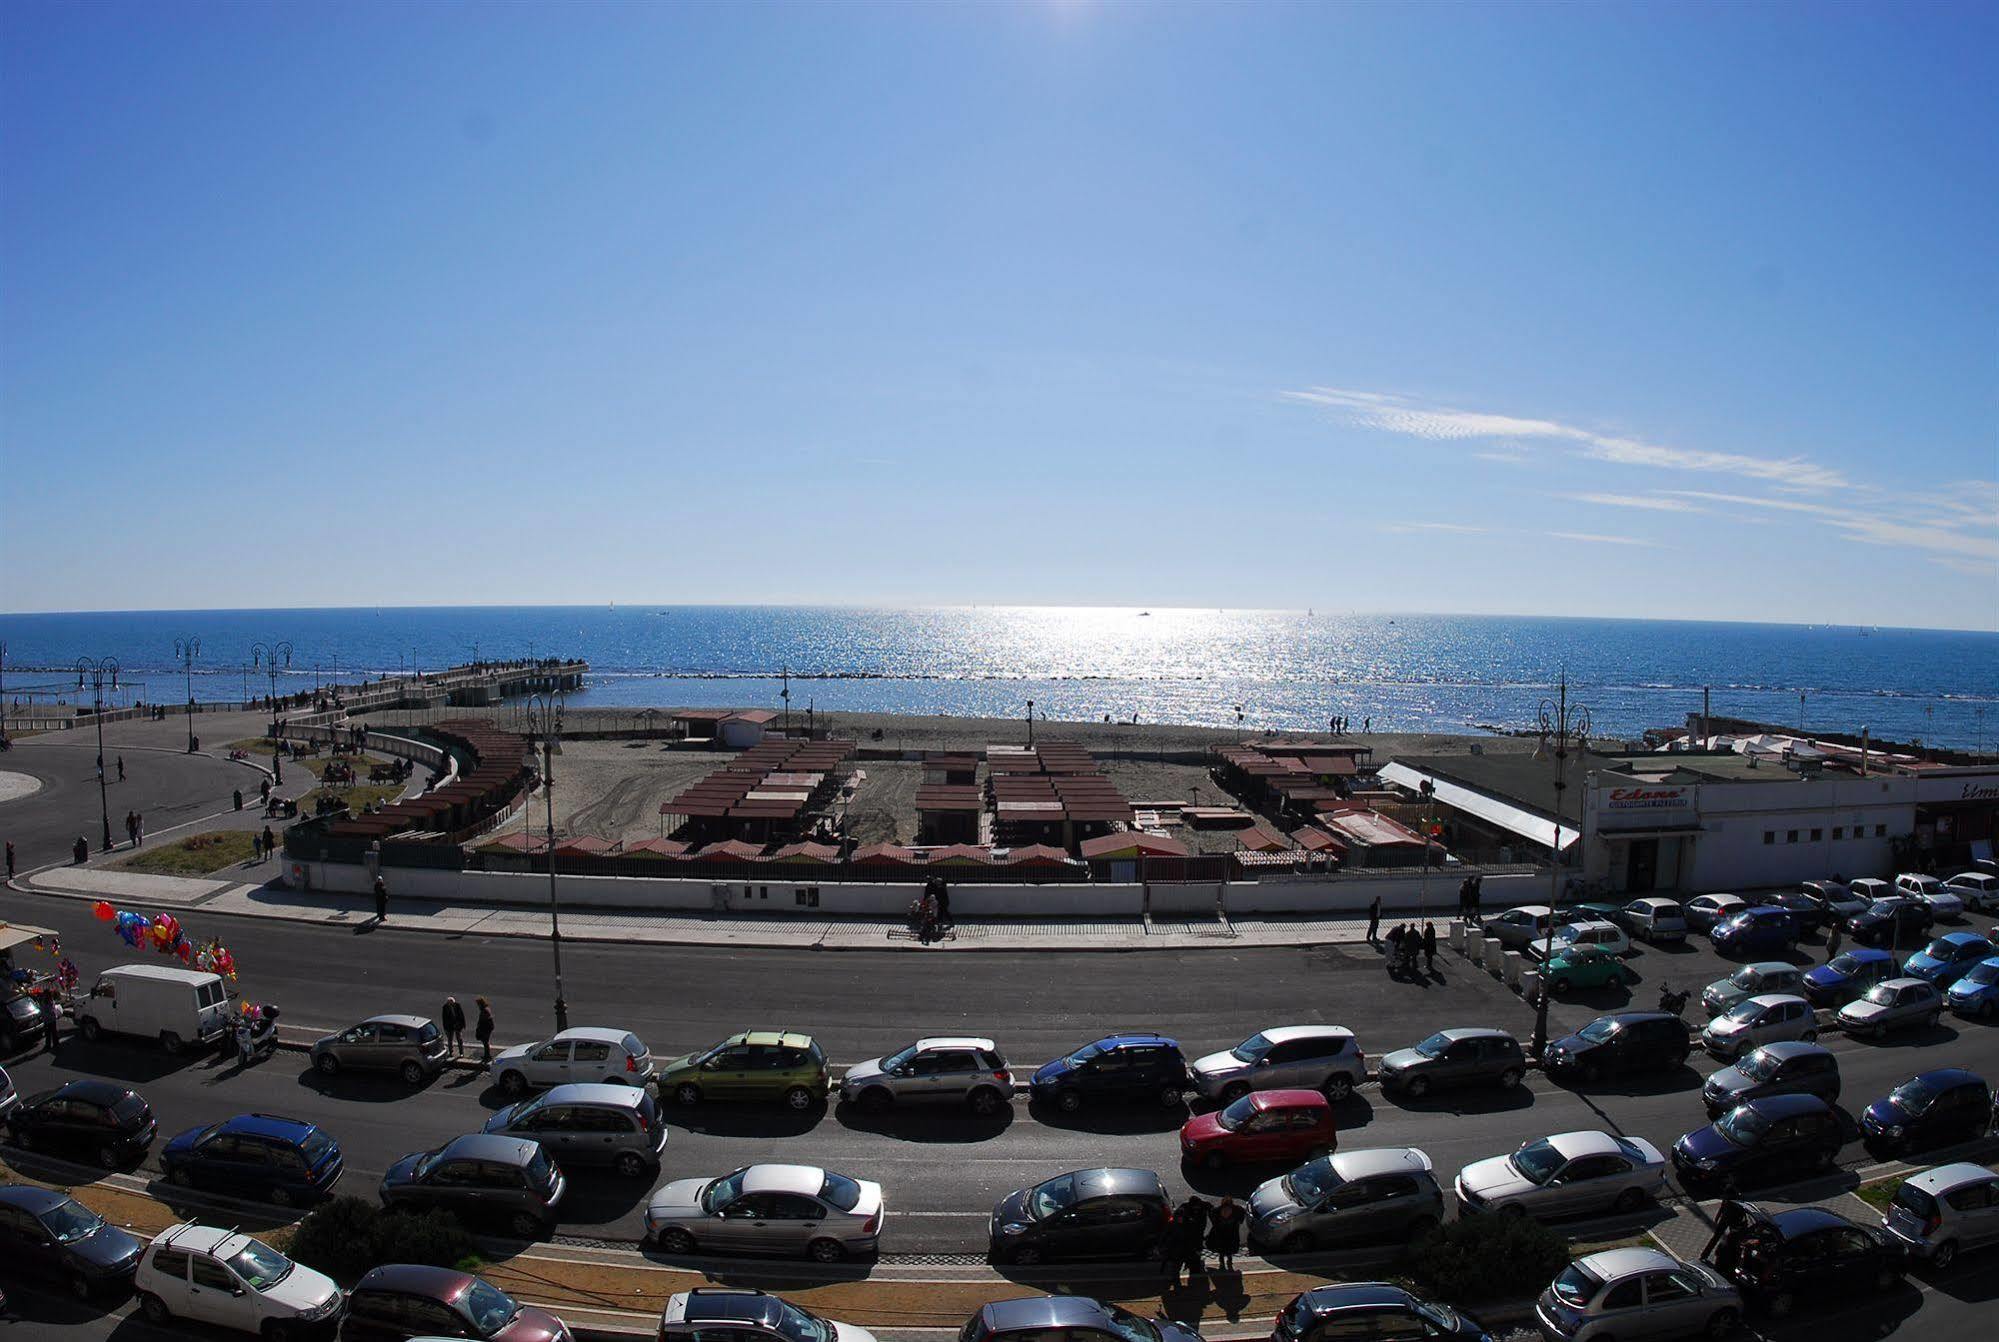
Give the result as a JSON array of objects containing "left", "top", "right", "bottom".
[{"left": 76, "top": 965, "right": 231, "bottom": 1055}]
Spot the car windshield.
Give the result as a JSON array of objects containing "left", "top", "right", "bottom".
[
  {"left": 299, "top": 1129, "right": 336, "bottom": 1165},
  {"left": 111, "top": 1095, "right": 148, "bottom": 1124},
  {"left": 1412, "top": 1032, "right": 1451, "bottom": 1058},
  {"left": 703, "top": 1169, "right": 750, "bottom": 1214},
  {"left": 524, "top": 1147, "right": 558, "bottom": 1191},
  {"left": 1722, "top": 999, "right": 1768, "bottom": 1023},
  {"left": 881, "top": 1044, "right": 919, "bottom": 1072},
  {"left": 225, "top": 1239, "right": 293, "bottom": 1291},
  {"left": 1891, "top": 1077, "right": 1942, "bottom": 1114},
  {"left": 1866, "top": 900, "right": 1899, "bottom": 916},
  {"left": 1577, "top": 1018, "right": 1619, "bottom": 1043},
  {"left": 508, "top": 1096, "right": 547, "bottom": 1124},
  {"left": 1728, "top": 967, "right": 1763, "bottom": 989},
  {"left": 1738, "top": 1050, "right": 1785, "bottom": 1081},
  {"left": 1922, "top": 938, "right": 1958, "bottom": 959},
  {"left": 39, "top": 1198, "right": 104, "bottom": 1243},
  {"left": 1028, "top": 1173, "right": 1078, "bottom": 1219},
  {"left": 772, "top": 1300, "right": 832, "bottom": 1342},
  {"left": 1217, "top": 1096, "right": 1256, "bottom": 1131},
  {"left": 1231, "top": 1032, "right": 1274, "bottom": 1064},
  {"left": 1099, "top": 1303, "right": 1160, "bottom": 1342},
  {"left": 1862, "top": 983, "right": 1897, "bottom": 1006},
  {"left": 1964, "top": 962, "right": 1999, "bottom": 985},
  {"left": 1551, "top": 1265, "right": 1602, "bottom": 1309},
  {"left": 819, "top": 1172, "right": 863, "bottom": 1212},
  {"left": 1065, "top": 1041, "right": 1107, "bottom": 1066},
  {"left": 460, "top": 1279, "right": 519, "bottom": 1336},
  {"left": 1284, "top": 1159, "right": 1340, "bottom": 1203},
  {"left": 1717, "top": 1106, "right": 1771, "bottom": 1146},
  {"left": 1827, "top": 953, "right": 1869, "bottom": 976},
  {"left": 1511, "top": 1139, "right": 1564, "bottom": 1185}
]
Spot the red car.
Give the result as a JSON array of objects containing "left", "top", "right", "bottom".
[{"left": 1179, "top": 1089, "right": 1336, "bottom": 1169}]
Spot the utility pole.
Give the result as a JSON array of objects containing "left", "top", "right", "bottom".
[
  {"left": 525, "top": 694, "right": 570, "bottom": 1031},
  {"left": 76, "top": 658, "right": 120, "bottom": 852},
  {"left": 1026, "top": 699, "right": 1035, "bottom": 747},
  {"left": 1532, "top": 671, "right": 1590, "bottom": 1059},
  {"left": 174, "top": 637, "right": 201, "bottom": 752}
]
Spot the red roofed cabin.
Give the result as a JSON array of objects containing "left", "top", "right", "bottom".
[{"left": 1316, "top": 805, "right": 1444, "bottom": 868}]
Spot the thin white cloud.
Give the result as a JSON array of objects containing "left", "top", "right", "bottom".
[
  {"left": 1560, "top": 492, "right": 1705, "bottom": 513},
  {"left": 1547, "top": 531, "right": 1659, "bottom": 547},
  {"left": 1665, "top": 490, "right": 1999, "bottom": 563},
  {"left": 1285, "top": 386, "right": 1851, "bottom": 490},
  {"left": 1378, "top": 521, "right": 1488, "bottom": 535}
]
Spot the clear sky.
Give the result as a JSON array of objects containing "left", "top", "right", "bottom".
[{"left": 4, "top": 1, "right": 1995, "bottom": 628}]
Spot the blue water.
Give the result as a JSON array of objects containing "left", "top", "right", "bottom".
[{"left": 2, "top": 607, "right": 1995, "bottom": 748}]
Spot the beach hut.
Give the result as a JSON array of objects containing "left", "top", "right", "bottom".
[
  {"left": 771, "top": 840, "right": 839, "bottom": 865},
  {"left": 1236, "top": 823, "right": 1290, "bottom": 853},
  {"left": 1077, "top": 832, "right": 1189, "bottom": 861},
  {"left": 850, "top": 842, "right": 926, "bottom": 872},
  {"left": 623, "top": 837, "right": 689, "bottom": 860},
  {"left": 926, "top": 844, "right": 995, "bottom": 867},
  {"left": 689, "top": 839, "right": 768, "bottom": 863}
]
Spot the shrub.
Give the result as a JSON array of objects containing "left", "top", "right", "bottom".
[
  {"left": 1405, "top": 1213, "right": 1570, "bottom": 1304},
  {"left": 288, "top": 1197, "right": 480, "bottom": 1284}
]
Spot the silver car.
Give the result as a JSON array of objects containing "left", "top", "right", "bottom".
[
  {"left": 1456, "top": 1130, "right": 1667, "bottom": 1220},
  {"left": 488, "top": 1027, "right": 656, "bottom": 1096},
  {"left": 1248, "top": 1147, "right": 1443, "bottom": 1253},
  {"left": 1485, "top": 905, "right": 1559, "bottom": 952},
  {"left": 644, "top": 1163, "right": 884, "bottom": 1263},
  {"left": 658, "top": 1288, "right": 879, "bottom": 1342},
  {"left": 310, "top": 1013, "right": 450, "bottom": 1084},
  {"left": 1836, "top": 976, "right": 1943, "bottom": 1039},
  {"left": 1880, "top": 1162, "right": 1999, "bottom": 1270},
  {"left": 482, "top": 1082, "right": 667, "bottom": 1178},
  {"left": 1189, "top": 1025, "right": 1365, "bottom": 1103},
  {"left": 1537, "top": 1247, "right": 1740, "bottom": 1342},
  {"left": 838, "top": 1037, "right": 1013, "bottom": 1114},
  {"left": 1701, "top": 963, "right": 1805, "bottom": 1018},
  {"left": 1701, "top": 994, "right": 1816, "bottom": 1061}
]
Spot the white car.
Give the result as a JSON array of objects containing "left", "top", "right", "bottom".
[
  {"left": 490, "top": 1027, "right": 656, "bottom": 1096},
  {"left": 1836, "top": 977, "right": 1944, "bottom": 1039},
  {"left": 1701, "top": 993, "right": 1817, "bottom": 1061},
  {"left": 1896, "top": 874, "right": 1963, "bottom": 919},
  {"left": 1683, "top": 893, "right": 1749, "bottom": 933},
  {"left": 1531, "top": 920, "right": 1630, "bottom": 962},
  {"left": 135, "top": 1223, "right": 343, "bottom": 1337},
  {"left": 1455, "top": 1130, "right": 1667, "bottom": 1219},
  {"left": 1847, "top": 877, "right": 1894, "bottom": 905},
  {"left": 1943, "top": 872, "right": 1999, "bottom": 913}
]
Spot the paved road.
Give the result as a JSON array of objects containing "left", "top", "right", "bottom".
[{"left": 0, "top": 737, "right": 259, "bottom": 871}]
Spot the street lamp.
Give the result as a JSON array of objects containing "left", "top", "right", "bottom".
[
  {"left": 1026, "top": 699, "right": 1035, "bottom": 747},
  {"left": 1235, "top": 704, "right": 1245, "bottom": 744},
  {"left": 1532, "top": 672, "right": 1591, "bottom": 1058},
  {"left": 251, "top": 641, "right": 294, "bottom": 786},
  {"left": 1418, "top": 778, "right": 1437, "bottom": 921},
  {"left": 75, "top": 657, "right": 120, "bottom": 852},
  {"left": 523, "top": 693, "right": 571, "bottom": 1032},
  {"left": 173, "top": 637, "right": 201, "bottom": 752}
]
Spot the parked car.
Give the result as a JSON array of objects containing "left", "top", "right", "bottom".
[
  {"left": 1180, "top": 1089, "right": 1336, "bottom": 1169},
  {"left": 1710, "top": 908, "right": 1801, "bottom": 958},
  {"left": 1943, "top": 871, "right": 1999, "bottom": 913},
  {"left": 161, "top": 1112, "right": 344, "bottom": 1208},
  {"left": 1543, "top": 1012, "right": 1691, "bottom": 1082},
  {"left": 1276, "top": 1284, "right": 1489, "bottom": 1342},
  {"left": 340, "top": 1263, "right": 570, "bottom": 1342},
  {"left": 1188, "top": 1025, "right": 1365, "bottom": 1103},
  {"left": 1456, "top": 1130, "right": 1667, "bottom": 1220},
  {"left": 1248, "top": 1148, "right": 1443, "bottom": 1253},
  {"left": 4, "top": 1079, "right": 156, "bottom": 1169},
  {"left": 1801, "top": 880, "right": 1871, "bottom": 921},
  {"left": 1715, "top": 1205, "right": 1903, "bottom": 1316},
  {"left": 1701, "top": 994, "right": 1816, "bottom": 1061},
  {"left": 1683, "top": 893, "right": 1750, "bottom": 934},
  {"left": 310, "top": 1014, "right": 450, "bottom": 1084},
  {"left": 1029, "top": 1033, "right": 1189, "bottom": 1112},
  {"left": 1903, "top": 932, "right": 1997, "bottom": 989},
  {"left": 488, "top": 1027, "right": 655, "bottom": 1097},
  {"left": 74, "top": 963, "right": 231, "bottom": 1055},
  {"left": 482, "top": 1083, "right": 667, "bottom": 1178},
  {"left": 1860, "top": 1069, "right": 1992, "bottom": 1156},
  {"left": 1879, "top": 1161, "right": 1999, "bottom": 1270},
  {"left": 1944, "top": 956, "right": 1999, "bottom": 1019},
  {"left": 0, "top": 990, "right": 46, "bottom": 1055},
  {"left": 1836, "top": 977, "right": 1944, "bottom": 1039},
  {"left": 1703, "top": 963, "right": 1807, "bottom": 1017},
  {"left": 0, "top": 1186, "right": 142, "bottom": 1301},
  {"left": 1896, "top": 873, "right": 1963, "bottom": 919},
  {"left": 1741, "top": 889, "right": 1828, "bottom": 934},
  {"left": 1847, "top": 898, "right": 1933, "bottom": 949},
  {"left": 0, "top": 1063, "right": 15, "bottom": 1121},
  {"left": 1846, "top": 877, "right": 1893, "bottom": 904},
  {"left": 644, "top": 1163, "right": 885, "bottom": 1262},
  {"left": 1701, "top": 1042, "right": 1841, "bottom": 1116},
  {"left": 1671, "top": 1094, "right": 1845, "bottom": 1192},
  {"left": 657, "top": 1289, "right": 876, "bottom": 1342},
  {"left": 963, "top": 1296, "right": 1200, "bottom": 1342},
  {"left": 986, "top": 1167, "right": 1169, "bottom": 1264},
  {"left": 135, "top": 1222, "right": 343, "bottom": 1337},
  {"left": 1529, "top": 920, "right": 1630, "bottom": 963},
  {"left": 1377, "top": 1028, "right": 1525, "bottom": 1098},
  {"left": 1618, "top": 897, "right": 1687, "bottom": 944},
  {"left": 1570, "top": 901, "right": 1628, "bottom": 928},
  {"left": 1538, "top": 1247, "right": 1740, "bottom": 1342},
  {"left": 838, "top": 1037, "right": 1013, "bottom": 1114},
  {"left": 380, "top": 1133, "right": 566, "bottom": 1239},
  {"left": 1485, "top": 905, "right": 1561, "bottom": 952},
  {"left": 655, "top": 1031, "right": 829, "bottom": 1110},
  {"left": 1803, "top": 948, "right": 1897, "bottom": 1007},
  {"left": 1539, "top": 946, "right": 1635, "bottom": 995}
]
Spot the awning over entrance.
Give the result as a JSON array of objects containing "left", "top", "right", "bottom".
[
  {"left": 1595, "top": 826, "right": 1706, "bottom": 840},
  {"left": 1379, "top": 762, "right": 1580, "bottom": 853}
]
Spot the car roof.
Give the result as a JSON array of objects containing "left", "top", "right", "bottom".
[
  {"left": 1842, "top": 948, "right": 1895, "bottom": 964},
  {"left": 100, "top": 963, "right": 222, "bottom": 984},
  {"left": 1898, "top": 873, "right": 1941, "bottom": 885},
  {"left": 740, "top": 1164, "right": 828, "bottom": 1196},
  {"left": 1694, "top": 893, "right": 1746, "bottom": 904},
  {"left": 356, "top": 1263, "right": 475, "bottom": 1298},
  {"left": 1879, "top": 977, "right": 1931, "bottom": 991},
  {"left": 555, "top": 1027, "right": 640, "bottom": 1045},
  {"left": 1737, "top": 961, "right": 1798, "bottom": 975},
  {"left": 1562, "top": 919, "right": 1622, "bottom": 933},
  {"left": 1297, "top": 1284, "right": 1417, "bottom": 1314},
  {"left": 1900, "top": 1067, "right": 1983, "bottom": 1091},
  {"left": 1258, "top": 1025, "right": 1355, "bottom": 1044},
  {"left": 216, "top": 1113, "right": 321, "bottom": 1143},
  {"left": 914, "top": 1036, "right": 997, "bottom": 1051},
  {"left": 540, "top": 1083, "right": 651, "bottom": 1108},
  {"left": 1091, "top": 1032, "right": 1179, "bottom": 1049},
  {"left": 153, "top": 1223, "right": 254, "bottom": 1258},
  {"left": 984, "top": 1296, "right": 1115, "bottom": 1332},
  {"left": 1545, "top": 1130, "right": 1624, "bottom": 1161},
  {"left": 1764, "top": 1207, "right": 1853, "bottom": 1239},
  {"left": 1046, "top": 1168, "right": 1168, "bottom": 1200},
  {"left": 679, "top": 1288, "right": 786, "bottom": 1328},
  {"left": 1744, "top": 993, "right": 1809, "bottom": 1008},
  {"left": 1503, "top": 905, "right": 1553, "bottom": 917},
  {"left": 1745, "top": 1092, "right": 1831, "bottom": 1117},
  {"left": 362, "top": 1014, "right": 433, "bottom": 1029},
  {"left": 1579, "top": 1246, "right": 1679, "bottom": 1279},
  {"left": 52, "top": 1079, "right": 136, "bottom": 1106},
  {"left": 1936, "top": 932, "right": 1991, "bottom": 946},
  {"left": 1433, "top": 1027, "right": 1514, "bottom": 1043},
  {"left": 1248, "top": 1089, "right": 1331, "bottom": 1111},
  {"left": 1908, "top": 1161, "right": 1999, "bottom": 1195},
  {"left": 1329, "top": 1148, "right": 1433, "bottom": 1180},
  {"left": 438, "top": 1133, "right": 542, "bottom": 1165},
  {"left": 733, "top": 1031, "right": 815, "bottom": 1049},
  {"left": 0, "top": 1185, "right": 71, "bottom": 1215},
  {"left": 1750, "top": 1041, "right": 1829, "bottom": 1061},
  {"left": 1594, "top": 1011, "right": 1677, "bottom": 1027}
]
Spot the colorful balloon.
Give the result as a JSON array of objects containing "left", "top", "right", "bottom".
[{"left": 92, "top": 901, "right": 115, "bottom": 922}]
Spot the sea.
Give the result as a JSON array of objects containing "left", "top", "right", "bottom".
[{"left": 2, "top": 607, "right": 1995, "bottom": 750}]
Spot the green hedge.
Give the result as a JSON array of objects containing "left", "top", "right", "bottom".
[
  {"left": 288, "top": 1197, "right": 480, "bottom": 1283},
  {"left": 1405, "top": 1213, "right": 1570, "bottom": 1304}
]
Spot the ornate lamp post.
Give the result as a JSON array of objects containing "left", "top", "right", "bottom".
[
  {"left": 1532, "top": 672, "right": 1591, "bottom": 1058},
  {"left": 75, "top": 657, "right": 120, "bottom": 852},
  {"left": 523, "top": 693, "right": 571, "bottom": 1031},
  {"left": 173, "top": 637, "right": 201, "bottom": 752},
  {"left": 251, "top": 641, "right": 294, "bottom": 786}
]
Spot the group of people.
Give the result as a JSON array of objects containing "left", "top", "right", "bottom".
[
  {"left": 249, "top": 825, "right": 279, "bottom": 862},
  {"left": 1699, "top": 1198, "right": 1774, "bottom": 1284},
  {"left": 1362, "top": 898, "right": 1439, "bottom": 973},
  {"left": 1455, "top": 874, "right": 1487, "bottom": 923},
  {"left": 909, "top": 876, "right": 953, "bottom": 942},
  {"left": 1326, "top": 715, "right": 1370, "bottom": 735},
  {"left": 438, "top": 994, "right": 495, "bottom": 1060},
  {"left": 1157, "top": 1194, "right": 1245, "bottom": 1286}
]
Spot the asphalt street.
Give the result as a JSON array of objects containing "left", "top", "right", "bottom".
[{"left": 0, "top": 737, "right": 258, "bottom": 870}]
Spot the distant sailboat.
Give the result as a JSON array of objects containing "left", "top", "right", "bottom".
[{"left": 1139, "top": 611, "right": 1151, "bottom": 617}]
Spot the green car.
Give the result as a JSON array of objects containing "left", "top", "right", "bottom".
[
  {"left": 1542, "top": 945, "right": 1636, "bottom": 994},
  {"left": 656, "top": 1031, "right": 829, "bottom": 1110}
]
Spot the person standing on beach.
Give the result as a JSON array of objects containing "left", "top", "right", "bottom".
[
  {"left": 474, "top": 997, "right": 495, "bottom": 1062},
  {"left": 1366, "top": 897, "right": 1381, "bottom": 946},
  {"left": 441, "top": 996, "right": 466, "bottom": 1055}
]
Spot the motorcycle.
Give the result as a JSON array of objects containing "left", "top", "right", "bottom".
[
  {"left": 1658, "top": 986, "right": 1691, "bottom": 1018},
  {"left": 225, "top": 1008, "right": 280, "bottom": 1066}
]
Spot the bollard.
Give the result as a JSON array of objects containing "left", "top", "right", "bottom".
[
  {"left": 1464, "top": 933, "right": 1485, "bottom": 963},
  {"left": 1519, "top": 968, "right": 1540, "bottom": 1001},
  {"left": 1449, "top": 920, "right": 1465, "bottom": 952},
  {"left": 1503, "top": 950, "right": 1523, "bottom": 987},
  {"left": 1484, "top": 937, "right": 1507, "bottom": 973}
]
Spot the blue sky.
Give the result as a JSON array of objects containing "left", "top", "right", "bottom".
[{"left": 4, "top": 1, "right": 1995, "bottom": 629}]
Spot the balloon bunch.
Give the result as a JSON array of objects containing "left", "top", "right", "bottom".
[
  {"left": 94, "top": 903, "right": 237, "bottom": 978},
  {"left": 27, "top": 934, "right": 79, "bottom": 990}
]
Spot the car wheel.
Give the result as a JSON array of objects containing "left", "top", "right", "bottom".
[
  {"left": 1875, "top": 1265, "right": 1901, "bottom": 1289},
  {"left": 1403, "top": 1076, "right": 1431, "bottom": 1100},
  {"left": 400, "top": 1059, "right": 425, "bottom": 1085},
  {"left": 1931, "top": 1239, "right": 1959, "bottom": 1271},
  {"left": 95, "top": 1145, "right": 119, "bottom": 1170},
  {"left": 1704, "top": 1307, "right": 1740, "bottom": 1339},
  {"left": 499, "top": 1070, "right": 528, "bottom": 1097},
  {"left": 808, "top": 1237, "right": 846, "bottom": 1264},
  {"left": 1613, "top": 1186, "right": 1648, "bottom": 1213},
  {"left": 616, "top": 1151, "right": 648, "bottom": 1179},
  {"left": 1926, "top": 1011, "right": 1941, "bottom": 1028},
  {"left": 160, "top": 1030, "right": 184, "bottom": 1055},
  {"left": 1220, "top": 1081, "right": 1250, "bottom": 1103},
  {"left": 80, "top": 1016, "right": 102, "bottom": 1041},
  {"left": 1204, "top": 1150, "right": 1226, "bottom": 1171},
  {"left": 1159, "top": 1085, "right": 1183, "bottom": 1108},
  {"left": 1801, "top": 1029, "right": 1818, "bottom": 1043},
  {"left": 315, "top": 1052, "right": 341, "bottom": 1076},
  {"left": 510, "top": 1211, "right": 546, "bottom": 1239},
  {"left": 858, "top": 1087, "right": 892, "bottom": 1113},
  {"left": 269, "top": 1185, "right": 294, "bottom": 1208},
  {"left": 1055, "top": 1089, "right": 1083, "bottom": 1114},
  {"left": 1979, "top": 1001, "right": 1995, "bottom": 1021},
  {"left": 1324, "top": 1074, "right": 1354, "bottom": 1102},
  {"left": 1550, "top": 977, "right": 1572, "bottom": 994},
  {"left": 657, "top": 1227, "right": 696, "bottom": 1255},
  {"left": 264, "top": 1322, "right": 298, "bottom": 1342},
  {"left": 1497, "top": 1068, "right": 1523, "bottom": 1090},
  {"left": 673, "top": 1082, "right": 702, "bottom": 1106},
  {"left": 967, "top": 1087, "right": 1004, "bottom": 1116},
  {"left": 168, "top": 1163, "right": 192, "bottom": 1187},
  {"left": 784, "top": 1086, "right": 815, "bottom": 1111},
  {"left": 138, "top": 1292, "right": 171, "bottom": 1323},
  {"left": 1280, "top": 1229, "right": 1317, "bottom": 1253},
  {"left": 1500, "top": 1201, "right": 1527, "bottom": 1217},
  {"left": 68, "top": 1273, "right": 93, "bottom": 1302}
]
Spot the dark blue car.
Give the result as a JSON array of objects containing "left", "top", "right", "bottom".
[
  {"left": 1711, "top": 907, "right": 1800, "bottom": 958},
  {"left": 161, "top": 1113, "right": 344, "bottom": 1208},
  {"left": 1029, "top": 1033, "right": 1189, "bottom": 1113},
  {"left": 1802, "top": 948, "right": 1896, "bottom": 1007},
  {"left": 0, "top": 1185, "right": 143, "bottom": 1300},
  {"left": 1671, "top": 1093, "right": 1845, "bottom": 1192},
  {"left": 1860, "top": 1068, "right": 1992, "bottom": 1156}
]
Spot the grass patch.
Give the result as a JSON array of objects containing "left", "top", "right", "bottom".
[
  {"left": 116, "top": 830, "right": 259, "bottom": 876},
  {"left": 1855, "top": 1180, "right": 1898, "bottom": 1212},
  {"left": 226, "top": 737, "right": 277, "bottom": 754}
]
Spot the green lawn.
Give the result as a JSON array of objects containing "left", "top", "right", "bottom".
[
  {"left": 1855, "top": 1180, "right": 1898, "bottom": 1212},
  {"left": 116, "top": 830, "right": 260, "bottom": 876}
]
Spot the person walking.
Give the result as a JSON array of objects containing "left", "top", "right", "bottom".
[
  {"left": 1206, "top": 1195, "right": 1243, "bottom": 1273},
  {"left": 116, "top": 756, "right": 125, "bottom": 782},
  {"left": 1386, "top": 923, "right": 1405, "bottom": 963},
  {"left": 233, "top": 788, "right": 243, "bottom": 812},
  {"left": 40, "top": 992, "right": 60, "bottom": 1053},
  {"left": 373, "top": 876, "right": 389, "bottom": 923},
  {"left": 73, "top": 835, "right": 89, "bottom": 865},
  {"left": 263, "top": 825, "right": 276, "bottom": 861},
  {"left": 474, "top": 997, "right": 495, "bottom": 1063},
  {"left": 1366, "top": 897, "right": 1381, "bottom": 946},
  {"left": 1422, "top": 921, "right": 1438, "bottom": 973},
  {"left": 124, "top": 812, "right": 136, "bottom": 847},
  {"left": 441, "top": 996, "right": 467, "bottom": 1055},
  {"left": 1824, "top": 918, "right": 1843, "bottom": 961},
  {"left": 4, "top": 840, "right": 14, "bottom": 880}
]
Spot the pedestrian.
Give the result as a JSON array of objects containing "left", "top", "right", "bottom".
[
  {"left": 1386, "top": 923, "right": 1405, "bottom": 961},
  {"left": 441, "top": 996, "right": 467, "bottom": 1055},
  {"left": 1177, "top": 1197, "right": 1211, "bottom": 1277},
  {"left": 1157, "top": 1212, "right": 1185, "bottom": 1285},
  {"left": 116, "top": 755, "right": 125, "bottom": 781},
  {"left": 4, "top": 840, "right": 13, "bottom": 879},
  {"left": 1206, "top": 1195, "right": 1243, "bottom": 1273},
  {"left": 124, "top": 812, "right": 137, "bottom": 847},
  {"left": 1422, "top": 921, "right": 1438, "bottom": 972},
  {"left": 1366, "top": 897, "right": 1381, "bottom": 946},
  {"left": 260, "top": 777, "right": 271, "bottom": 803},
  {"left": 250, "top": 832, "right": 262, "bottom": 862},
  {"left": 474, "top": 996, "right": 495, "bottom": 1063},
  {"left": 1824, "top": 919, "right": 1843, "bottom": 961},
  {"left": 373, "top": 875, "right": 389, "bottom": 922},
  {"left": 73, "top": 835, "right": 89, "bottom": 865},
  {"left": 263, "top": 825, "right": 276, "bottom": 861},
  {"left": 41, "top": 993, "right": 60, "bottom": 1053},
  {"left": 233, "top": 788, "right": 243, "bottom": 812},
  {"left": 1471, "top": 873, "right": 1485, "bottom": 925}
]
